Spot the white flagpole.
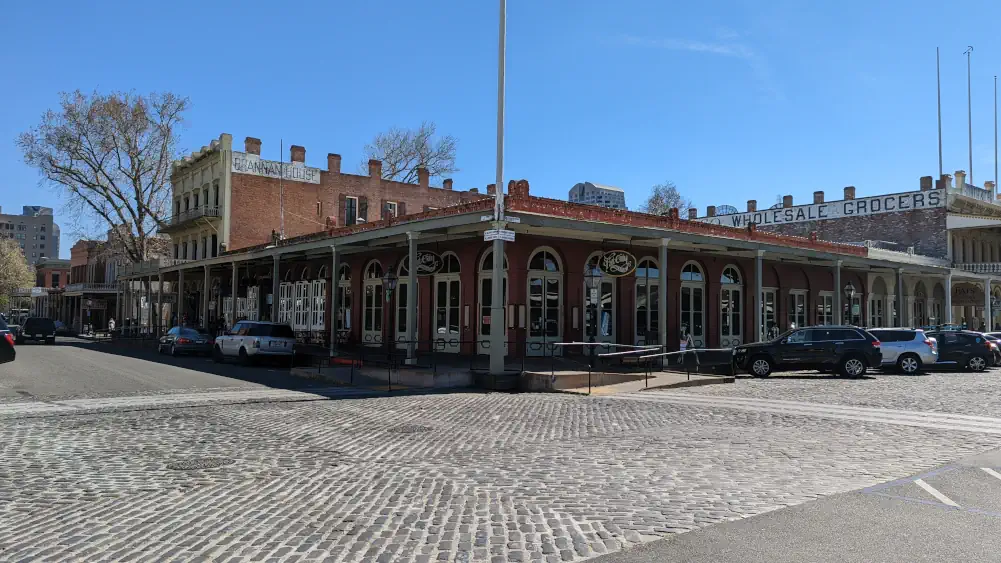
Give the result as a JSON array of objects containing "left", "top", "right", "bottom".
[{"left": 937, "top": 47, "right": 943, "bottom": 178}]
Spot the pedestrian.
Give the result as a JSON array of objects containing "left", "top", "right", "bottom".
[{"left": 108, "top": 317, "right": 116, "bottom": 333}]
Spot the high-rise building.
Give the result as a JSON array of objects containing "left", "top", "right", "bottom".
[
  {"left": 0, "top": 205, "right": 60, "bottom": 266},
  {"left": 568, "top": 182, "right": 627, "bottom": 210}
]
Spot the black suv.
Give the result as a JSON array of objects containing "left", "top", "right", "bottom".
[
  {"left": 925, "top": 330, "right": 995, "bottom": 371},
  {"left": 17, "top": 317, "right": 56, "bottom": 345},
  {"left": 734, "top": 326, "right": 883, "bottom": 378}
]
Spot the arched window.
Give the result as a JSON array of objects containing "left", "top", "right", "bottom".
[
  {"left": 338, "top": 264, "right": 351, "bottom": 281},
  {"left": 317, "top": 265, "right": 327, "bottom": 279},
  {"left": 479, "top": 251, "right": 509, "bottom": 350},
  {"left": 440, "top": 252, "right": 461, "bottom": 273},
  {"left": 680, "top": 261, "right": 706, "bottom": 347},
  {"left": 398, "top": 257, "right": 410, "bottom": 276},
  {"left": 529, "top": 248, "right": 561, "bottom": 272},
  {"left": 583, "top": 252, "right": 614, "bottom": 343},
  {"left": 635, "top": 258, "right": 660, "bottom": 345},
  {"left": 336, "top": 264, "right": 352, "bottom": 336},
  {"left": 480, "top": 251, "right": 509, "bottom": 271},
  {"left": 362, "top": 261, "right": 384, "bottom": 344},
  {"left": 719, "top": 265, "right": 743, "bottom": 347},
  {"left": 434, "top": 252, "right": 462, "bottom": 352},
  {"left": 365, "top": 261, "right": 384, "bottom": 280},
  {"left": 300, "top": 267, "right": 311, "bottom": 280}
]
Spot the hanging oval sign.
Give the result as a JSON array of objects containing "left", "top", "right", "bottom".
[
  {"left": 599, "top": 250, "right": 637, "bottom": 277},
  {"left": 415, "top": 250, "right": 444, "bottom": 276}
]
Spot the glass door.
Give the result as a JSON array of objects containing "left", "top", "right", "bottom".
[
  {"left": 761, "top": 289, "right": 777, "bottom": 340},
  {"left": 479, "top": 275, "right": 508, "bottom": 355},
  {"left": 363, "top": 282, "right": 383, "bottom": 345},
  {"left": 434, "top": 276, "right": 460, "bottom": 353},
  {"left": 680, "top": 285, "right": 705, "bottom": 348},
  {"left": 584, "top": 279, "right": 615, "bottom": 345},
  {"left": 635, "top": 279, "right": 659, "bottom": 345},
  {"left": 396, "top": 279, "right": 417, "bottom": 349},
  {"left": 528, "top": 275, "right": 562, "bottom": 355}
]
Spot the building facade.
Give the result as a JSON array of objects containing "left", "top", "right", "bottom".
[
  {"left": 160, "top": 134, "right": 490, "bottom": 259},
  {"left": 568, "top": 182, "right": 627, "bottom": 210},
  {"left": 35, "top": 258, "right": 70, "bottom": 289},
  {"left": 0, "top": 205, "right": 60, "bottom": 265}
]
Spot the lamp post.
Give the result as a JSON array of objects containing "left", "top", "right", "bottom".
[
  {"left": 583, "top": 261, "right": 602, "bottom": 368},
  {"left": 382, "top": 267, "right": 398, "bottom": 357},
  {"left": 843, "top": 282, "right": 856, "bottom": 325}
]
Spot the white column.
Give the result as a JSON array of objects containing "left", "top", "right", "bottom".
[
  {"left": 329, "top": 246, "right": 338, "bottom": 356},
  {"left": 488, "top": 230, "right": 506, "bottom": 375},
  {"left": 945, "top": 271, "right": 953, "bottom": 324},
  {"left": 202, "top": 265, "right": 210, "bottom": 328},
  {"left": 755, "top": 251, "right": 763, "bottom": 341},
  {"left": 658, "top": 239, "right": 669, "bottom": 348},
  {"left": 271, "top": 255, "right": 280, "bottom": 322},
  {"left": 833, "top": 260, "right": 842, "bottom": 325},
  {"left": 157, "top": 273, "right": 163, "bottom": 335},
  {"left": 177, "top": 269, "right": 185, "bottom": 326},
  {"left": 230, "top": 262, "right": 238, "bottom": 325},
  {"left": 407, "top": 233, "right": 419, "bottom": 363},
  {"left": 986, "top": 277, "right": 992, "bottom": 331},
  {"left": 896, "top": 269, "right": 904, "bottom": 327}
]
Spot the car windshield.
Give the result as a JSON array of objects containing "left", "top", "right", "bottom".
[
  {"left": 180, "top": 329, "right": 207, "bottom": 338},
  {"left": 23, "top": 318, "right": 54, "bottom": 332},
  {"left": 268, "top": 324, "right": 295, "bottom": 338}
]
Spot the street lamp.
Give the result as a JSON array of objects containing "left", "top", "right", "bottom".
[
  {"left": 382, "top": 266, "right": 398, "bottom": 356},
  {"left": 843, "top": 282, "right": 856, "bottom": 325},
  {"left": 583, "top": 261, "right": 602, "bottom": 367}
]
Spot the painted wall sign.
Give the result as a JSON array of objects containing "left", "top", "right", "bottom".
[
  {"left": 231, "top": 151, "right": 321, "bottom": 184},
  {"left": 952, "top": 282, "right": 985, "bottom": 307},
  {"left": 695, "top": 189, "right": 945, "bottom": 228},
  {"left": 599, "top": 250, "right": 637, "bottom": 277},
  {"left": 414, "top": 251, "right": 443, "bottom": 276}
]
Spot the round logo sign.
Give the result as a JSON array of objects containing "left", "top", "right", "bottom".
[
  {"left": 598, "top": 250, "right": 637, "bottom": 277},
  {"left": 415, "top": 251, "right": 444, "bottom": 276}
]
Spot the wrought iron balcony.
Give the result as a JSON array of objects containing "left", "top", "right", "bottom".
[
  {"left": 956, "top": 263, "right": 1001, "bottom": 274},
  {"left": 159, "top": 206, "right": 221, "bottom": 233},
  {"left": 64, "top": 282, "right": 118, "bottom": 293}
]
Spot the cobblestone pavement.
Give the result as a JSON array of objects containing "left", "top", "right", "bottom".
[{"left": 3, "top": 377, "right": 1001, "bottom": 562}]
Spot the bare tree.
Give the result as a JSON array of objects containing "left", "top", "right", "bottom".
[
  {"left": 17, "top": 90, "right": 189, "bottom": 264},
  {"left": 640, "top": 181, "right": 692, "bottom": 215},
  {"left": 0, "top": 239, "right": 35, "bottom": 311},
  {"left": 361, "top": 121, "right": 458, "bottom": 184}
]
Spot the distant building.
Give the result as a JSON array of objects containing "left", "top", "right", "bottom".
[
  {"left": 0, "top": 205, "right": 60, "bottom": 265},
  {"left": 568, "top": 182, "right": 627, "bottom": 210},
  {"left": 34, "top": 258, "right": 70, "bottom": 289}
]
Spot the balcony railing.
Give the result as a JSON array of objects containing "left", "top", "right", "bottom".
[
  {"left": 954, "top": 183, "right": 997, "bottom": 204},
  {"left": 956, "top": 263, "right": 1001, "bottom": 274},
  {"left": 120, "top": 258, "right": 191, "bottom": 277},
  {"left": 160, "top": 206, "right": 220, "bottom": 231},
  {"left": 64, "top": 282, "right": 118, "bottom": 293}
]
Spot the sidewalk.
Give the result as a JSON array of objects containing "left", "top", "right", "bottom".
[{"left": 561, "top": 371, "right": 733, "bottom": 395}]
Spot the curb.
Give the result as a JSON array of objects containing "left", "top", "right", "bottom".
[{"left": 639, "top": 376, "right": 735, "bottom": 391}]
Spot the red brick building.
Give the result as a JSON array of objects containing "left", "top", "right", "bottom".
[
  {"left": 34, "top": 258, "right": 70, "bottom": 289},
  {"left": 161, "top": 134, "right": 490, "bottom": 258}
]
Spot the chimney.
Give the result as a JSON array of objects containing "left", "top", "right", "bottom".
[
  {"left": 843, "top": 186, "right": 856, "bottom": 200},
  {"left": 920, "top": 176, "right": 933, "bottom": 191},
  {"left": 707, "top": 205, "right": 717, "bottom": 217},
  {"left": 955, "top": 170, "right": 967, "bottom": 189},
  {"left": 368, "top": 159, "right": 382, "bottom": 179},
  {"left": 986, "top": 181, "right": 996, "bottom": 194},
  {"left": 936, "top": 174, "right": 952, "bottom": 190},
  {"left": 443, "top": 178, "right": 453, "bottom": 190},
  {"left": 417, "top": 166, "right": 429, "bottom": 189},
  {"left": 290, "top": 145, "right": 305, "bottom": 163},
  {"left": 813, "top": 191, "right": 824, "bottom": 204},
  {"left": 782, "top": 195, "right": 793, "bottom": 208},
  {"left": 487, "top": 184, "right": 496, "bottom": 195},
  {"left": 510, "top": 179, "right": 530, "bottom": 198},
  {"left": 245, "top": 137, "right": 261, "bottom": 155},
  {"left": 687, "top": 208, "right": 698, "bottom": 220},
  {"left": 747, "top": 200, "right": 757, "bottom": 212},
  {"left": 327, "top": 154, "right": 341, "bottom": 175}
]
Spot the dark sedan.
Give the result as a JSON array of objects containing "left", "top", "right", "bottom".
[
  {"left": 0, "top": 317, "right": 14, "bottom": 364},
  {"left": 158, "top": 327, "right": 214, "bottom": 356}
]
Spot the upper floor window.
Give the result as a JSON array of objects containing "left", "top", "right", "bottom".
[
  {"left": 40, "top": 225, "right": 45, "bottom": 232},
  {"left": 184, "top": 197, "right": 190, "bottom": 211},
  {"left": 345, "top": 196, "right": 358, "bottom": 226},
  {"left": 194, "top": 193, "right": 199, "bottom": 208},
  {"left": 385, "top": 201, "right": 398, "bottom": 218}
]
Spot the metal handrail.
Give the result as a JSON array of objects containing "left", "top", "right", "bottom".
[{"left": 167, "top": 206, "right": 220, "bottom": 226}]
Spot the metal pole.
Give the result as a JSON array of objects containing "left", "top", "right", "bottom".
[
  {"left": 966, "top": 46, "right": 974, "bottom": 185},
  {"left": 329, "top": 246, "right": 338, "bottom": 357},
  {"left": 488, "top": 0, "right": 507, "bottom": 377},
  {"left": 833, "top": 261, "right": 842, "bottom": 325},
  {"left": 157, "top": 273, "right": 163, "bottom": 336},
  {"left": 407, "top": 233, "right": 419, "bottom": 364},
  {"left": 177, "top": 269, "right": 184, "bottom": 327},
  {"left": 995, "top": 75, "right": 998, "bottom": 195},
  {"left": 272, "top": 255, "right": 280, "bottom": 322},
  {"left": 896, "top": 268, "right": 904, "bottom": 327},
  {"left": 658, "top": 240, "right": 669, "bottom": 368},
  {"left": 230, "top": 262, "right": 238, "bottom": 327},
  {"left": 202, "top": 266, "right": 210, "bottom": 329},
  {"left": 938, "top": 47, "right": 943, "bottom": 178},
  {"left": 946, "top": 271, "right": 954, "bottom": 325},
  {"left": 986, "top": 277, "right": 992, "bottom": 331}
]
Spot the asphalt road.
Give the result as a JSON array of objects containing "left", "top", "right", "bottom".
[
  {"left": 591, "top": 448, "right": 1001, "bottom": 563},
  {"left": 0, "top": 337, "right": 322, "bottom": 401}
]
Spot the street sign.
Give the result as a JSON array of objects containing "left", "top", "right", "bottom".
[
  {"left": 506, "top": 216, "right": 521, "bottom": 224},
  {"left": 484, "top": 229, "right": 515, "bottom": 242}
]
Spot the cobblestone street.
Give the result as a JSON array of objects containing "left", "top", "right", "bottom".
[{"left": 4, "top": 344, "right": 1001, "bottom": 562}]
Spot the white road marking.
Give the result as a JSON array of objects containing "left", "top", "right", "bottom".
[
  {"left": 914, "top": 478, "right": 960, "bottom": 507},
  {"left": 609, "top": 392, "right": 1001, "bottom": 435},
  {"left": 981, "top": 467, "right": 1001, "bottom": 482}
]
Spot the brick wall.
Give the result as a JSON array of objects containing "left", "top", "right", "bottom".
[
  {"left": 227, "top": 146, "right": 488, "bottom": 250},
  {"left": 36, "top": 267, "right": 69, "bottom": 288},
  {"left": 757, "top": 207, "right": 948, "bottom": 258}
]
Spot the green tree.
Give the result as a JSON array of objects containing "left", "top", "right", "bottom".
[{"left": 0, "top": 239, "right": 35, "bottom": 312}]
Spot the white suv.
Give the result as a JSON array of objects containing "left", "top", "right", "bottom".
[{"left": 213, "top": 321, "right": 296, "bottom": 365}]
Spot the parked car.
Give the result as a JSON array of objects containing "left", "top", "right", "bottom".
[
  {"left": 212, "top": 321, "right": 296, "bottom": 365},
  {"left": 0, "top": 317, "right": 15, "bottom": 364},
  {"left": 734, "top": 326, "right": 882, "bottom": 378},
  {"left": 866, "top": 328, "right": 938, "bottom": 374},
  {"left": 158, "top": 326, "right": 214, "bottom": 356},
  {"left": 17, "top": 317, "right": 57, "bottom": 345},
  {"left": 925, "top": 330, "right": 995, "bottom": 371},
  {"left": 983, "top": 333, "right": 1001, "bottom": 366},
  {"left": 53, "top": 320, "right": 71, "bottom": 336}
]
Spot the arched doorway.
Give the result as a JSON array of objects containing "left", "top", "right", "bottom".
[
  {"left": 869, "top": 276, "right": 887, "bottom": 328},
  {"left": 362, "top": 260, "right": 384, "bottom": 346},
  {"left": 478, "top": 250, "right": 508, "bottom": 355},
  {"left": 583, "top": 252, "right": 615, "bottom": 345},
  {"left": 527, "top": 247, "right": 562, "bottom": 355},
  {"left": 720, "top": 265, "right": 743, "bottom": 347},
  {"left": 634, "top": 258, "right": 660, "bottom": 345},
  {"left": 912, "top": 281, "right": 927, "bottom": 327},
  {"left": 434, "top": 253, "right": 461, "bottom": 353},
  {"left": 680, "top": 261, "right": 706, "bottom": 348},
  {"left": 336, "top": 264, "right": 352, "bottom": 344},
  {"left": 395, "top": 258, "right": 418, "bottom": 349}
]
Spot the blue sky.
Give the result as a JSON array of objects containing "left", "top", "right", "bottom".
[{"left": 2, "top": 0, "right": 1001, "bottom": 258}]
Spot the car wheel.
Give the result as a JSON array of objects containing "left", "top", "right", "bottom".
[
  {"left": 170, "top": 344, "right": 178, "bottom": 357},
  {"left": 897, "top": 354, "right": 922, "bottom": 375},
  {"left": 212, "top": 346, "right": 224, "bottom": 363},
  {"left": 967, "top": 355, "right": 989, "bottom": 372},
  {"left": 239, "top": 347, "right": 251, "bottom": 366},
  {"left": 838, "top": 354, "right": 867, "bottom": 378},
  {"left": 749, "top": 356, "right": 772, "bottom": 378}
]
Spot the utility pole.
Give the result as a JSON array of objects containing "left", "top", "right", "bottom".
[
  {"left": 937, "top": 47, "right": 943, "bottom": 177},
  {"left": 488, "top": 0, "right": 507, "bottom": 377},
  {"left": 965, "top": 46, "right": 974, "bottom": 185}
]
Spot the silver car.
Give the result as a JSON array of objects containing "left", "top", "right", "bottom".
[
  {"left": 213, "top": 321, "right": 296, "bottom": 365},
  {"left": 867, "top": 328, "right": 938, "bottom": 374}
]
